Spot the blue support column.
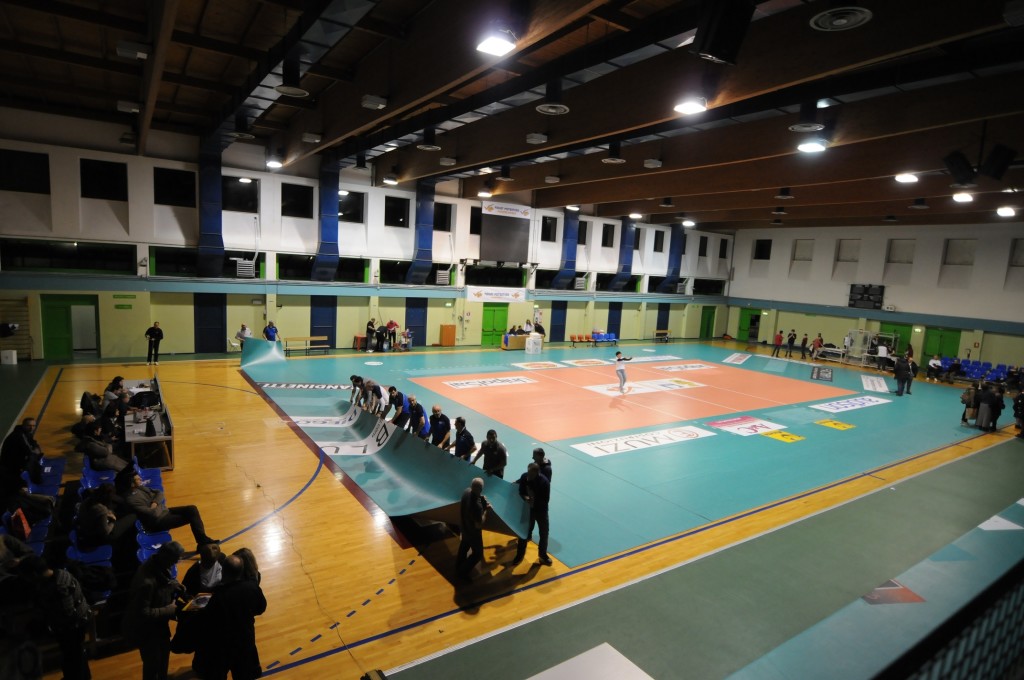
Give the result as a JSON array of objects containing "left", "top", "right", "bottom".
[
  {"left": 405, "top": 179, "right": 436, "bottom": 284},
  {"left": 656, "top": 224, "right": 685, "bottom": 293},
  {"left": 549, "top": 208, "right": 579, "bottom": 290},
  {"left": 607, "top": 217, "right": 635, "bottom": 291},
  {"left": 311, "top": 158, "right": 340, "bottom": 281},
  {"left": 196, "top": 151, "right": 225, "bottom": 277}
]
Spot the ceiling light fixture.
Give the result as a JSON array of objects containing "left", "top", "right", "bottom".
[
  {"left": 117, "top": 100, "right": 141, "bottom": 114},
  {"left": 771, "top": 206, "right": 787, "bottom": 215},
  {"left": 238, "top": 177, "right": 253, "bottom": 184},
  {"left": 979, "top": 143, "right": 1018, "bottom": 181},
  {"left": 775, "top": 187, "right": 794, "bottom": 200},
  {"left": 643, "top": 158, "right": 663, "bottom": 169},
  {"left": 416, "top": 128, "right": 441, "bottom": 151},
  {"left": 908, "top": 198, "right": 929, "bottom": 209},
  {"left": 361, "top": 94, "right": 388, "bottom": 110},
  {"left": 566, "top": 205, "right": 580, "bottom": 211},
  {"left": 809, "top": 6, "right": 873, "bottom": 32},
  {"left": 629, "top": 212, "right": 643, "bottom": 220},
  {"left": 275, "top": 55, "right": 310, "bottom": 98},
  {"left": 536, "top": 79, "right": 570, "bottom": 115},
  {"left": 894, "top": 173, "right": 918, "bottom": 183},
  {"left": 496, "top": 165, "right": 514, "bottom": 182},
  {"left": 338, "top": 189, "right": 348, "bottom": 196},
  {"left": 477, "top": 182, "right": 494, "bottom": 198},
  {"left": 301, "top": 132, "right": 322, "bottom": 144},
  {"left": 116, "top": 40, "right": 149, "bottom": 60},
  {"left": 674, "top": 95, "right": 707, "bottom": 115},
  {"left": 476, "top": 24, "right": 517, "bottom": 57},
  {"left": 265, "top": 149, "right": 283, "bottom": 169},
  {"left": 602, "top": 141, "right": 626, "bottom": 164},
  {"left": 382, "top": 166, "right": 399, "bottom": 186},
  {"left": 678, "top": 214, "right": 696, "bottom": 227},
  {"left": 439, "top": 156, "right": 457, "bottom": 167},
  {"left": 788, "top": 102, "right": 825, "bottom": 133},
  {"left": 997, "top": 206, "right": 1017, "bottom": 217},
  {"left": 544, "top": 175, "right": 561, "bottom": 184},
  {"left": 797, "top": 136, "right": 829, "bottom": 153},
  {"left": 228, "top": 113, "right": 255, "bottom": 140},
  {"left": 354, "top": 153, "right": 368, "bottom": 171},
  {"left": 659, "top": 197, "right": 674, "bottom": 208},
  {"left": 526, "top": 132, "right": 548, "bottom": 145},
  {"left": 952, "top": 192, "right": 973, "bottom": 203}
]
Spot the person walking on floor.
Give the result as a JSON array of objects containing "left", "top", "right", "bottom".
[
  {"left": 512, "top": 462, "right": 552, "bottom": 567},
  {"left": 771, "top": 331, "right": 783, "bottom": 357},
  {"left": 785, "top": 329, "right": 797, "bottom": 357},
  {"left": 456, "top": 478, "right": 489, "bottom": 582},
  {"left": 615, "top": 351, "right": 632, "bottom": 394},
  {"left": 145, "top": 321, "right": 163, "bottom": 365}
]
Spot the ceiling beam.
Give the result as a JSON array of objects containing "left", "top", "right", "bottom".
[
  {"left": 136, "top": 0, "right": 179, "bottom": 154},
  {"left": 384, "top": 0, "right": 1009, "bottom": 184},
  {"left": 0, "top": 40, "right": 139, "bottom": 77}
]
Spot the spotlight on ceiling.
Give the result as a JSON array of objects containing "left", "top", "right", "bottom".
[
  {"left": 228, "top": 113, "right": 255, "bottom": 140},
  {"left": 117, "top": 100, "right": 141, "bottom": 114},
  {"left": 238, "top": 177, "right": 253, "bottom": 184},
  {"left": 602, "top": 141, "right": 626, "bottom": 164},
  {"left": 338, "top": 189, "right": 348, "bottom": 196},
  {"left": 952, "top": 192, "right": 973, "bottom": 203},
  {"left": 997, "top": 206, "right": 1017, "bottom": 217},
  {"left": 789, "top": 102, "right": 825, "bottom": 133},
  {"left": 265, "top": 149, "right": 283, "bottom": 169},
  {"left": 275, "top": 55, "right": 309, "bottom": 97},
  {"left": 943, "top": 151, "right": 977, "bottom": 187},
  {"left": 674, "top": 95, "right": 707, "bottom": 115},
  {"left": 476, "top": 24, "right": 517, "bottom": 56},
  {"left": 659, "top": 197, "right": 674, "bottom": 208},
  {"left": 678, "top": 214, "right": 696, "bottom": 228},
  {"left": 797, "top": 136, "right": 829, "bottom": 153},
  {"left": 361, "top": 94, "right": 388, "bottom": 110},
  {"left": 544, "top": 175, "right": 561, "bottom": 184},
  {"left": 775, "top": 187, "right": 794, "bottom": 200},
  {"left": 643, "top": 158, "right": 663, "bottom": 169},
  {"left": 690, "top": 0, "right": 755, "bottom": 65},
  {"left": 566, "top": 205, "right": 580, "bottom": 211},
  {"left": 809, "top": 6, "right": 874, "bottom": 31},
  {"left": 908, "top": 198, "right": 929, "bottom": 209},
  {"left": 495, "top": 165, "right": 514, "bottom": 182},
  {"left": 478, "top": 182, "right": 493, "bottom": 198},
  {"left": 629, "top": 212, "right": 643, "bottom": 220},
  {"left": 439, "top": 156, "right": 457, "bottom": 167},
  {"left": 771, "top": 206, "right": 787, "bottom": 215},
  {"left": 382, "top": 167, "right": 399, "bottom": 186},
  {"left": 536, "top": 79, "right": 570, "bottom": 115},
  {"left": 894, "top": 173, "right": 918, "bottom": 183},
  {"left": 416, "top": 128, "right": 441, "bottom": 152},
  {"left": 526, "top": 132, "right": 548, "bottom": 145}
]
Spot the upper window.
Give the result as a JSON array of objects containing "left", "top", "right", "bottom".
[
  {"left": 222, "top": 176, "right": 259, "bottom": 213},
  {"left": 0, "top": 149, "right": 50, "bottom": 194},
  {"left": 153, "top": 168, "right": 195, "bottom": 208},
  {"left": 601, "top": 223, "right": 615, "bottom": 248},
  {"left": 943, "top": 238, "right": 976, "bottom": 265},
  {"left": 633, "top": 229, "right": 641, "bottom": 250},
  {"left": 578, "top": 221, "right": 588, "bottom": 245},
  {"left": 792, "top": 238, "right": 813, "bottom": 262},
  {"left": 338, "top": 191, "right": 365, "bottom": 223},
  {"left": 470, "top": 206, "right": 482, "bottom": 235},
  {"left": 384, "top": 196, "right": 409, "bottom": 227},
  {"left": 654, "top": 231, "right": 665, "bottom": 253},
  {"left": 753, "top": 239, "right": 772, "bottom": 260},
  {"left": 281, "top": 183, "right": 314, "bottom": 219},
  {"left": 540, "top": 215, "right": 557, "bottom": 242},
  {"left": 434, "top": 202, "right": 453, "bottom": 232},
  {"left": 887, "top": 239, "right": 915, "bottom": 264},
  {"left": 80, "top": 159, "right": 127, "bottom": 201},
  {"left": 698, "top": 235, "right": 708, "bottom": 257},
  {"left": 718, "top": 239, "right": 728, "bottom": 259},
  {"left": 837, "top": 238, "right": 860, "bottom": 263}
]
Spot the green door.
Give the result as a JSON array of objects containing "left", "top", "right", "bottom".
[
  {"left": 41, "top": 294, "right": 99, "bottom": 360},
  {"left": 699, "top": 306, "right": 717, "bottom": 339},
  {"left": 879, "top": 322, "right": 912, "bottom": 354},
  {"left": 738, "top": 308, "right": 761, "bottom": 342},
  {"left": 481, "top": 303, "right": 508, "bottom": 347},
  {"left": 923, "top": 327, "right": 962, "bottom": 358}
]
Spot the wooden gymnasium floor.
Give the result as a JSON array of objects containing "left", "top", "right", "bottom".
[{"left": 17, "top": 340, "right": 1020, "bottom": 679}]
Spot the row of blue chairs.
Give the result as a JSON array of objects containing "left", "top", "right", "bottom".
[
  {"left": 0, "top": 458, "right": 67, "bottom": 554},
  {"left": 940, "top": 357, "right": 1014, "bottom": 383}
]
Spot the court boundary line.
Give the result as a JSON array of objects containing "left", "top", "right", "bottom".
[{"left": 262, "top": 426, "right": 1002, "bottom": 676}]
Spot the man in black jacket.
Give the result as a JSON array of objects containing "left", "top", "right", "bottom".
[
  {"left": 123, "top": 541, "right": 184, "bottom": 680},
  {"left": 512, "top": 463, "right": 552, "bottom": 567}
]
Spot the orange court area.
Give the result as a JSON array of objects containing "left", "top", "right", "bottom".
[{"left": 412, "top": 359, "right": 855, "bottom": 441}]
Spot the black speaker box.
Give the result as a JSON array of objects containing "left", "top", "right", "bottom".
[{"left": 690, "top": 0, "right": 755, "bottom": 65}]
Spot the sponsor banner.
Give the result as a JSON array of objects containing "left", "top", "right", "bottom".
[
  {"left": 258, "top": 382, "right": 347, "bottom": 390},
  {"left": 511, "top": 361, "right": 562, "bottom": 370},
  {"left": 708, "top": 415, "right": 786, "bottom": 436},
  {"left": 466, "top": 285, "right": 526, "bottom": 302},
  {"left": 861, "top": 375, "right": 890, "bottom": 393},
  {"left": 319, "top": 417, "right": 396, "bottom": 457},
  {"left": 625, "top": 355, "right": 682, "bottom": 363},
  {"left": 572, "top": 425, "right": 716, "bottom": 457},
  {"left": 809, "top": 395, "right": 891, "bottom": 413},
  {"left": 443, "top": 376, "right": 538, "bottom": 389},
  {"left": 816, "top": 419, "right": 855, "bottom": 430},
  {"left": 563, "top": 359, "right": 611, "bottom": 367},
  {"left": 657, "top": 363, "right": 713, "bottom": 372},
  {"left": 722, "top": 353, "right": 751, "bottom": 365},
  {"left": 482, "top": 200, "right": 531, "bottom": 220},
  {"left": 762, "top": 430, "right": 804, "bottom": 443},
  {"left": 810, "top": 366, "right": 834, "bottom": 382}
]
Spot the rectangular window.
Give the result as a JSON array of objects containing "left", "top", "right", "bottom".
[
  {"left": 540, "top": 215, "right": 557, "bottom": 242},
  {"left": 680, "top": 233, "right": 686, "bottom": 255},
  {"left": 633, "top": 229, "right": 641, "bottom": 250},
  {"left": 281, "top": 183, "right": 314, "bottom": 218},
  {"left": 601, "top": 223, "right": 615, "bottom": 248},
  {"left": 1012, "top": 239, "right": 1024, "bottom": 267},
  {"left": 0, "top": 149, "right": 50, "bottom": 194},
  {"left": 698, "top": 236, "right": 708, "bottom": 257},
  {"left": 753, "top": 239, "right": 772, "bottom": 260},
  {"left": 943, "top": 238, "right": 976, "bottom": 265},
  {"left": 654, "top": 231, "right": 665, "bottom": 253},
  {"left": 887, "top": 239, "right": 915, "bottom": 264},
  {"left": 222, "top": 176, "right": 259, "bottom": 213},
  {"left": 433, "top": 202, "right": 452, "bottom": 231},
  {"left": 792, "top": 238, "right": 813, "bottom": 262},
  {"left": 338, "top": 191, "right": 365, "bottom": 223},
  {"left": 578, "top": 221, "right": 588, "bottom": 245},
  {"left": 470, "top": 206, "right": 482, "bottom": 235},
  {"left": 80, "top": 158, "right": 127, "bottom": 201},
  {"left": 718, "top": 239, "right": 728, "bottom": 258},
  {"left": 384, "top": 196, "right": 409, "bottom": 227},
  {"left": 153, "top": 168, "right": 195, "bottom": 207},
  {"left": 837, "top": 238, "right": 860, "bottom": 262}
]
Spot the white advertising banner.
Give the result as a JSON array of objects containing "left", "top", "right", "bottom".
[
  {"left": 465, "top": 286, "right": 528, "bottom": 302},
  {"left": 482, "top": 201, "right": 532, "bottom": 220},
  {"left": 572, "top": 426, "right": 716, "bottom": 457}
]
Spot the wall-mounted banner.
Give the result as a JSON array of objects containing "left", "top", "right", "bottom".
[
  {"left": 572, "top": 425, "right": 716, "bottom": 457},
  {"left": 466, "top": 286, "right": 527, "bottom": 302},
  {"left": 482, "top": 201, "right": 532, "bottom": 220}
]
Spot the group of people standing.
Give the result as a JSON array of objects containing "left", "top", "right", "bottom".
[
  {"left": 770, "top": 330, "right": 824, "bottom": 360},
  {"left": 363, "top": 318, "right": 410, "bottom": 353},
  {"left": 234, "top": 321, "right": 280, "bottom": 348},
  {"left": 960, "top": 382, "right": 1012, "bottom": 433}
]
